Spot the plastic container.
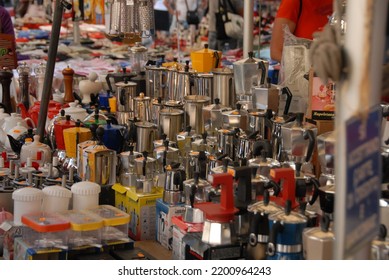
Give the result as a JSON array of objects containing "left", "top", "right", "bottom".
[
  {"left": 59, "top": 209, "right": 104, "bottom": 249},
  {"left": 190, "top": 44, "right": 222, "bottom": 73},
  {"left": 85, "top": 205, "right": 130, "bottom": 244},
  {"left": 71, "top": 181, "right": 101, "bottom": 210},
  {"left": 12, "top": 187, "right": 43, "bottom": 225},
  {"left": 21, "top": 212, "right": 70, "bottom": 249},
  {"left": 42, "top": 185, "right": 72, "bottom": 213}
]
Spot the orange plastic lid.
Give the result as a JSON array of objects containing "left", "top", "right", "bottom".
[{"left": 21, "top": 212, "right": 71, "bottom": 233}]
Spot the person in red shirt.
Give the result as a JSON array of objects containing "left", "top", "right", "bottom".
[{"left": 270, "top": 0, "right": 333, "bottom": 62}]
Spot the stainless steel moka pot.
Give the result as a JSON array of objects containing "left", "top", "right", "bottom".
[
  {"left": 317, "top": 130, "right": 335, "bottom": 185},
  {"left": 163, "top": 162, "right": 186, "bottom": 205},
  {"left": 145, "top": 63, "right": 168, "bottom": 99},
  {"left": 184, "top": 95, "right": 211, "bottom": 135},
  {"left": 212, "top": 67, "right": 235, "bottom": 108},
  {"left": 233, "top": 52, "right": 269, "bottom": 101},
  {"left": 115, "top": 79, "right": 137, "bottom": 125},
  {"left": 158, "top": 107, "right": 184, "bottom": 141},
  {"left": 252, "top": 77, "right": 281, "bottom": 113},
  {"left": 195, "top": 173, "right": 238, "bottom": 246},
  {"left": 202, "top": 98, "right": 231, "bottom": 133},
  {"left": 135, "top": 121, "right": 157, "bottom": 153},
  {"left": 134, "top": 92, "right": 151, "bottom": 122}
]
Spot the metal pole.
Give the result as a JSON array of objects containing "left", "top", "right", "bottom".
[
  {"left": 334, "top": 0, "right": 388, "bottom": 259},
  {"left": 243, "top": 0, "right": 254, "bottom": 58},
  {"left": 37, "top": 0, "right": 72, "bottom": 142}
]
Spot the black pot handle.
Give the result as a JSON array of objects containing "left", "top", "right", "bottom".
[
  {"left": 281, "top": 87, "right": 293, "bottom": 116},
  {"left": 303, "top": 129, "right": 315, "bottom": 162},
  {"left": 258, "top": 61, "right": 267, "bottom": 85},
  {"left": 106, "top": 73, "right": 114, "bottom": 93},
  {"left": 308, "top": 177, "right": 320, "bottom": 205},
  {"left": 320, "top": 214, "right": 331, "bottom": 233},
  {"left": 119, "top": 88, "right": 126, "bottom": 106},
  {"left": 249, "top": 212, "right": 264, "bottom": 246},
  {"left": 267, "top": 220, "right": 284, "bottom": 257},
  {"left": 264, "top": 180, "right": 281, "bottom": 197}
]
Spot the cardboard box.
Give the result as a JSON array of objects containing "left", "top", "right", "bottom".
[
  {"left": 307, "top": 68, "right": 336, "bottom": 120},
  {"left": 171, "top": 216, "right": 203, "bottom": 260},
  {"left": 112, "top": 184, "right": 163, "bottom": 241},
  {"left": 13, "top": 237, "right": 67, "bottom": 260},
  {"left": 155, "top": 198, "right": 186, "bottom": 251}
]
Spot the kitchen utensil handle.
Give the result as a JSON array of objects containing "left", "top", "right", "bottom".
[
  {"left": 105, "top": 74, "right": 114, "bottom": 93},
  {"left": 320, "top": 213, "right": 331, "bottom": 233},
  {"left": 308, "top": 177, "right": 320, "bottom": 205},
  {"left": 249, "top": 212, "right": 264, "bottom": 246},
  {"left": 267, "top": 220, "right": 284, "bottom": 257},
  {"left": 281, "top": 87, "right": 293, "bottom": 116},
  {"left": 258, "top": 61, "right": 267, "bottom": 85},
  {"left": 303, "top": 129, "right": 315, "bottom": 162},
  {"left": 264, "top": 180, "right": 281, "bottom": 197}
]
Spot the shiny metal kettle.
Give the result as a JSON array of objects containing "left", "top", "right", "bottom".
[
  {"left": 163, "top": 162, "right": 186, "bottom": 205},
  {"left": 184, "top": 95, "right": 211, "bottom": 134},
  {"left": 202, "top": 98, "right": 231, "bottom": 133},
  {"left": 212, "top": 67, "right": 235, "bottom": 107}
]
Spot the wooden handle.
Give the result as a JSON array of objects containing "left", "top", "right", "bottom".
[{"left": 63, "top": 66, "right": 75, "bottom": 103}]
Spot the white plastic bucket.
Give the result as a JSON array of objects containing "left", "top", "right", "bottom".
[
  {"left": 42, "top": 185, "right": 72, "bottom": 213},
  {"left": 71, "top": 181, "right": 101, "bottom": 210},
  {"left": 12, "top": 187, "right": 43, "bottom": 225}
]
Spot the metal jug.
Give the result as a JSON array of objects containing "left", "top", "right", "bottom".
[
  {"left": 202, "top": 98, "right": 231, "bottom": 133},
  {"left": 135, "top": 121, "right": 157, "bottom": 153},
  {"left": 192, "top": 72, "right": 213, "bottom": 98},
  {"left": 115, "top": 79, "right": 137, "bottom": 112},
  {"left": 280, "top": 112, "right": 317, "bottom": 164},
  {"left": 233, "top": 52, "right": 269, "bottom": 100},
  {"left": 303, "top": 214, "right": 334, "bottom": 260},
  {"left": 163, "top": 163, "right": 186, "bottom": 205},
  {"left": 184, "top": 95, "right": 211, "bottom": 134},
  {"left": 252, "top": 77, "right": 281, "bottom": 113},
  {"left": 267, "top": 200, "right": 307, "bottom": 260},
  {"left": 145, "top": 64, "right": 168, "bottom": 99},
  {"left": 212, "top": 67, "right": 235, "bottom": 107},
  {"left": 247, "top": 190, "right": 283, "bottom": 260},
  {"left": 153, "top": 140, "right": 180, "bottom": 174},
  {"left": 151, "top": 97, "right": 164, "bottom": 126},
  {"left": 317, "top": 130, "right": 335, "bottom": 179},
  {"left": 167, "top": 61, "right": 193, "bottom": 102},
  {"left": 222, "top": 103, "right": 249, "bottom": 131},
  {"left": 158, "top": 108, "right": 184, "bottom": 141},
  {"left": 134, "top": 93, "right": 151, "bottom": 122},
  {"left": 247, "top": 109, "right": 273, "bottom": 138}
]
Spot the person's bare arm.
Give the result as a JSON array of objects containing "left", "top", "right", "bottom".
[{"left": 270, "top": 17, "right": 296, "bottom": 62}]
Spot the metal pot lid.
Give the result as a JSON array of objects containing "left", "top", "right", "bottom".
[
  {"left": 203, "top": 103, "right": 231, "bottom": 112},
  {"left": 115, "top": 81, "right": 137, "bottom": 88},
  {"left": 154, "top": 145, "right": 179, "bottom": 154},
  {"left": 183, "top": 178, "right": 211, "bottom": 188},
  {"left": 135, "top": 121, "right": 156, "bottom": 128},
  {"left": 249, "top": 109, "right": 268, "bottom": 117},
  {"left": 320, "top": 184, "right": 335, "bottom": 194},
  {"left": 194, "top": 72, "right": 213, "bottom": 78},
  {"left": 152, "top": 98, "right": 164, "bottom": 106},
  {"left": 159, "top": 108, "right": 184, "bottom": 116},
  {"left": 134, "top": 92, "right": 150, "bottom": 101},
  {"left": 304, "top": 227, "right": 335, "bottom": 241},
  {"left": 269, "top": 210, "right": 307, "bottom": 224},
  {"left": 120, "top": 150, "right": 142, "bottom": 157},
  {"left": 249, "top": 157, "right": 280, "bottom": 168},
  {"left": 134, "top": 156, "right": 156, "bottom": 164},
  {"left": 248, "top": 200, "right": 283, "bottom": 215},
  {"left": 212, "top": 67, "right": 233, "bottom": 75},
  {"left": 234, "top": 55, "right": 261, "bottom": 65},
  {"left": 184, "top": 95, "right": 211, "bottom": 103},
  {"left": 164, "top": 100, "right": 184, "bottom": 108}
]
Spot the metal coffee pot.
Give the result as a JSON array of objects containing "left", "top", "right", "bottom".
[
  {"left": 182, "top": 172, "right": 211, "bottom": 223},
  {"left": 196, "top": 173, "right": 238, "bottom": 246},
  {"left": 151, "top": 97, "right": 164, "bottom": 126},
  {"left": 133, "top": 93, "right": 151, "bottom": 122},
  {"left": 233, "top": 52, "right": 269, "bottom": 100},
  {"left": 115, "top": 79, "right": 137, "bottom": 124},
  {"left": 217, "top": 128, "right": 239, "bottom": 161},
  {"left": 371, "top": 224, "right": 389, "bottom": 260},
  {"left": 280, "top": 112, "right": 317, "bottom": 165},
  {"left": 247, "top": 109, "right": 273, "bottom": 137},
  {"left": 163, "top": 162, "right": 186, "bottom": 205},
  {"left": 192, "top": 72, "right": 213, "bottom": 98},
  {"left": 153, "top": 140, "right": 180, "bottom": 174},
  {"left": 251, "top": 77, "right": 281, "bottom": 113},
  {"left": 247, "top": 190, "right": 283, "bottom": 260},
  {"left": 135, "top": 121, "right": 157, "bottom": 153},
  {"left": 303, "top": 214, "right": 334, "bottom": 260},
  {"left": 133, "top": 151, "right": 156, "bottom": 177},
  {"left": 222, "top": 103, "right": 249, "bottom": 131},
  {"left": 119, "top": 147, "right": 142, "bottom": 187},
  {"left": 167, "top": 61, "right": 193, "bottom": 102},
  {"left": 317, "top": 130, "right": 335, "bottom": 184},
  {"left": 212, "top": 67, "right": 235, "bottom": 107},
  {"left": 267, "top": 200, "right": 307, "bottom": 260},
  {"left": 158, "top": 107, "right": 184, "bottom": 141},
  {"left": 145, "top": 63, "right": 168, "bottom": 99},
  {"left": 202, "top": 98, "right": 231, "bottom": 133},
  {"left": 184, "top": 95, "right": 211, "bottom": 134}
]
